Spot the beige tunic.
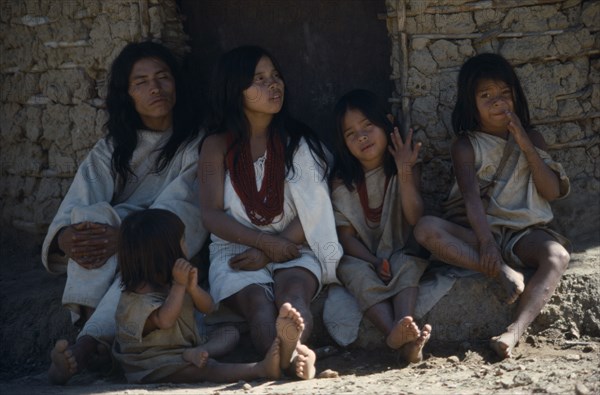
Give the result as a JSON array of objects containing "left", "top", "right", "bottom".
[
  {"left": 113, "top": 291, "right": 201, "bottom": 383},
  {"left": 332, "top": 167, "right": 427, "bottom": 312},
  {"left": 446, "top": 131, "right": 571, "bottom": 264}
]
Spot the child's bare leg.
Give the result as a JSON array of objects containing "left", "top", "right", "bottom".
[
  {"left": 203, "top": 325, "right": 240, "bottom": 358},
  {"left": 415, "top": 216, "right": 524, "bottom": 303},
  {"left": 224, "top": 285, "right": 277, "bottom": 355},
  {"left": 294, "top": 343, "right": 316, "bottom": 380},
  {"left": 491, "top": 231, "right": 569, "bottom": 359},
  {"left": 48, "top": 335, "right": 98, "bottom": 385},
  {"left": 275, "top": 302, "right": 304, "bottom": 371},
  {"left": 364, "top": 301, "right": 394, "bottom": 335},
  {"left": 167, "top": 338, "right": 281, "bottom": 383},
  {"left": 400, "top": 324, "right": 431, "bottom": 363}
]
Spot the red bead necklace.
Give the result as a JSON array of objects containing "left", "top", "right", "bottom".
[
  {"left": 357, "top": 174, "right": 391, "bottom": 224},
  {"left": 226, "top": 132, "right": 285, "bottom": 226}
]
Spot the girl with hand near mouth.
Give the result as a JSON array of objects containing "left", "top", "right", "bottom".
[{"left": 414, "top": 53, "right": 571, "bottom": 359}]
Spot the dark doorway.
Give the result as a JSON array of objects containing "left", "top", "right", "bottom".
[{"left": 179, "top": 0, "right": 392, "bottom": 145}]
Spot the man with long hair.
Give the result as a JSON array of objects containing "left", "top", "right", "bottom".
[{"left": 41, "top": 41, "right": 206, "bottom": 384}]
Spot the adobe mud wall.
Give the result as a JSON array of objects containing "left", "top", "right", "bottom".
[{"left": 1, "top": 0, "right": 598, "bottom": 243}]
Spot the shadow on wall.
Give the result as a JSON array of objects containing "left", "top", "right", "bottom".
[{"left": 179, "top": 0, "right": 393, "bottom": 146}]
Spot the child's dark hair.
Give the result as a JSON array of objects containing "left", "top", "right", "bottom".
[
  {"left": 202, "top": 45, "right": 328, "bottom": 177},
  {"left": 118, "top": 209, "right": 185, "bottom": 292},
  {"left": 451, "top": 53, "right": 531, "bottom": 136},
  {"left": 330, "top": 89, "right": 398, "bottom": 191}
]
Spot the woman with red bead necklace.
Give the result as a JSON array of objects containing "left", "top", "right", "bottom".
[
  {"left": 329, "top": 89, "right": 431, "bottom": 363},
  {"left": 198, "top": 46, "right": 341, "bottom": 380}
]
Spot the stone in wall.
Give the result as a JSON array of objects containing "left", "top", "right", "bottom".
[
  {"left": 429, "top": 39, "right": 462, "bottom": 68},
  {"left": 2, "top": 144, "right": 44, "bottom": 177},
  {"left": 409, "top": 47, "right": 437, "bottom": 74},
  {"left": 500, "top": 35, "right": 554, "bottom": 63},
  {"left": 502, "top": 4, "right": 566, "bottom": 31},
  {"left": 41, "top": 103, "right": 73, "bottom": 150},
  {"left": 407, "top": 66, "right": 432, "bottom": 96},
  {"left": 69, "top": 103, "right": 99, "bottom": 152},
  {"left": 582, "top": 1, "right": 600, "bottom": 28},
  {"left": 0, "top": 73, "right": 40, "bottom": 104},
  {"left": 554, "top": 29, "right": 595, "bottom": 57},
  {"left": 0, "top": 102, "right": 22, "bottom": 144},
  {"left": 39, "top": 69, "right": 95, "bottom": 104}
]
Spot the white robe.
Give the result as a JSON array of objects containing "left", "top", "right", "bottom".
[
  {"left": 208, "top": 138, "right": 342, "bottom": 304},
  {"left": 41, "top": 129, "right": 206, "bottom": 343}
]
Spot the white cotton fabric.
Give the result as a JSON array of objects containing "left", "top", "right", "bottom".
[
  {"left": 209, "top": 138, "right": 342, "bottom": 304},
  {"left": 41, "top": 129, "right": 206, "bottom": 343}
]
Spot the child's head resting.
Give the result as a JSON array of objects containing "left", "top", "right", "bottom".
[
  {"left": 118, "top": 209, "right": 185, "bottom": 292},
  {"left": 331, "top": 89, "right": 398, "bottom": 190},
  {"left": 451, "top": 53, "right": 531, "bottom": 136}
]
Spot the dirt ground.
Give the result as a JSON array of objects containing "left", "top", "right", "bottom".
[{"left": 0, "top": 228, "right": 598, "bottom": 395}]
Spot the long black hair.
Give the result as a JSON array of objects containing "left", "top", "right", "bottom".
[
  {"left": 202, "top": 45, "right": 327, "bottom": 177},
  {"left": 118, "top": 209, "right": 185, "bottom": 292},
  {"left": 105, "top": 41, "right": 198, "bottom": 193},
  {"left": 451, "top": 53, "right": 531, "bottom": 136},
  {"left": 330, "top": 89, "right": 398, "bottom": 191}
]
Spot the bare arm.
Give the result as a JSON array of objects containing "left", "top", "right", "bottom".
[
  {"left": 143, "top": 259, "right": 191, "bottom": 334},
  {"left": 506, "top": 112, "right": 561, "bottom": 200},
  {"left": 186, "top": 263, "right": 215, "bottom": 314},
  {"left": 452, "top": 136, "right": 501, "bottom": 277},
  {"left": 198, "top": 134, "right": 299, "bottom": 262},
  {"left": 390, "top": 128, "right": 424, "bottom": 225}
]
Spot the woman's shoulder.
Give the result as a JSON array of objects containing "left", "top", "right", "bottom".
[{"left": 200, "top": 133, "right": 228, "bottom": 156}]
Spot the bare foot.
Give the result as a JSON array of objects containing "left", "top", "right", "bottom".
[
  {"left": 256, "top": 338, "right": 281, "bottom": 380},
  {"left": 183, "top": 347, "right": 209, "bottom": 369},
  {"left": 276, "top": 302, "right": 305, "bottom": 370},
  {"left": 400, "top": 324, "right": 431, "bottom": 363},
  {"left": 386, "top": 316, "right": 419, "bottom": 349},
  {"left": 497, "top": 264, "right": 525, "bottom": 304},
  {"left": 48, "top": 340, "right": 77, "bottom": 385},
  {"left": 490, "top": 329, "right": 519, "bottom": 359},
  {"left": 293, "top": 343, "right": 316, "bottom": 380}
]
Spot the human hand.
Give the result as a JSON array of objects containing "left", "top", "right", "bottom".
[
  {"left": 172, "top": 258, "right": 193, "bottom": 287},
  {"left": 504, "top": 110, "right": 527, "bottom": 141},
  {"left": 479, "top": 241, "right": 502, "bottom": 278},
  {"left": 374, "top": 258, "right": 392, "bottom": 284},
  {"left": 186, "top": 267, "right": 199, "bottom": 292},
  {"left": 58, "top": 222, "right": 118, "bottom": 269},
  {"left": 389, "top": 127, "right": 421, "bottom": 183},
  {"left": 259, "top": 234, "right": 301, "bottom": 263},
  {"left": 229, "top": 247, "right": 270, "bottom": 271}
]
